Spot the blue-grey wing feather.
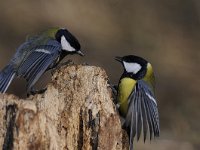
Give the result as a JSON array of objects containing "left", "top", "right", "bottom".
[
  {"left": 125, "top": 80, "right": 160, "bottom": 145},
  {"left": 140, "top": 80, "right": 160, "bottom": 137},
  {"left": 18, "top": 42, "right": 61, "bottom": 91},
  {"left": 25, "top": 54, "right": 53, "bottom": 90}
]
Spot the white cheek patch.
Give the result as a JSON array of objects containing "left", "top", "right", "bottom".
[
  {"left": 123, "top": 62, "right": 142, "bottom": 74},
  {"left": 61, "top": 36, "right": 76, "bottom": 52}
]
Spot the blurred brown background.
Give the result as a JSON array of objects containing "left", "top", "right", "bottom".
[{"left": 0, "top": 0, "right": 200, "bottom": 149}]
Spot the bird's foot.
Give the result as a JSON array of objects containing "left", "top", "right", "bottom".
[
  {"left": 82, "top": 62, "right": 90, "bottom": 66},
  {"left": 51, "top": 60, "right": 73, "bottom": 75},
  {"left": 107, "top": 81, "right": 118, "bottom": 104},
  {"left": 57, "top": 59, "right": 74, "bottom": 68},
  {"left": 27, "top": 87, "right": 47, "bottom": 97}
]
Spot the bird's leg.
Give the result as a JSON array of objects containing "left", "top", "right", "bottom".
[
  {"left": 51, "top": 59, "right": 73, "bottom": 75},
  {"left": 107, "top": 80, "right": 118, "bottom": 104},
  {"left": 82, "top": 62, "right": 90, "bottom": 66},
  {"left": 27, "top": 87, "right": 47, "bottom": 97},
  {"left": 56, "top": 59, "right": 74, "bottom": 68}
]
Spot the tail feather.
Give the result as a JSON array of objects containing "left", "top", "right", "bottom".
[{"left": 0, "top": 65, "right": 16, "bottom": 93}]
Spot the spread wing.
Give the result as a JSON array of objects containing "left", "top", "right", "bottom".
[
  {"left": 18, "top": 42, "right": 61, "bottom": 91},
  {"left": 124, "top": 80, "right": 160, "bottom": 148}
]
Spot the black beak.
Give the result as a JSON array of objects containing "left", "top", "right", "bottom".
[
  {"left": 77, "top": 50, "right": 84, "bottom": 56},
  {"left": 115, "top": 56, "right": 123, "bottom": 62}
]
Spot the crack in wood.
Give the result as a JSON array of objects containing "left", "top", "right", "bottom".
[
  {"left": 3, "top": 104, "right": 17, "bottom": 150},
  {"left": 78, "top": 108, "right": 84, "bottom": 150},
  {"left": 88, "top": 109, "right": 100, "bottom": 150}
]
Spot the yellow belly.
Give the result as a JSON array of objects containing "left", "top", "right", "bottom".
[{"left": 118, "top": 77, "right": 136, "bottom": 116}]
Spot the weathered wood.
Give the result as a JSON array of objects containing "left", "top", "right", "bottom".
[{"left": 0, "top": 65, "right": 129, "bottom": 150}]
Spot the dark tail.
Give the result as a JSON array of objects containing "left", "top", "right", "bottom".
[{"left": 0, "top": 64, "right": 16, "bottom": 93}]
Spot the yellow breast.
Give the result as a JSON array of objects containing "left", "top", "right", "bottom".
[{"left": 118, "top": 77, "right": 136, "bottom": 116}]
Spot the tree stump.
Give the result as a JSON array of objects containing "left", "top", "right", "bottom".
[{"left": 0, "top": 65, "right": 129, "bottom": 150}]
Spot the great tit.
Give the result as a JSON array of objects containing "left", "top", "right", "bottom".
[
  {"left": 115, "top": 55, "right": 160, "bottom": 150},
  {"left": 0, "top": 27, "right": 84, "bottom": 93}
]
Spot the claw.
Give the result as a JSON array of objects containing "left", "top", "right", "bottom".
[
  {"left": 27, "top": 87, "right": 47, "bottom": 97},
  {"left": 51, "top": 60, "right": 73, "bottom": 75},
  {"left": 107, "top": 80, "right": 118, "bottom": 104}
]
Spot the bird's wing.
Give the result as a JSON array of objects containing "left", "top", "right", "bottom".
[
  {"left": 125, "top": 80, "right": 160, "bottom": 147},
  {"left": 18, "top": 42, "right": 61, "bottom": 91}
]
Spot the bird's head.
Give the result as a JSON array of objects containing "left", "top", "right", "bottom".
[
  {"left": 115, "top": 55, "right": 150, "bottom": 80},
  {"left": 55, "top": 28, "right": 84, "bottom": 56}
]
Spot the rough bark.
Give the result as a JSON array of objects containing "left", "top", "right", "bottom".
[{"left": 0, "top": 65, "right": 129, "bottom": 150}]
